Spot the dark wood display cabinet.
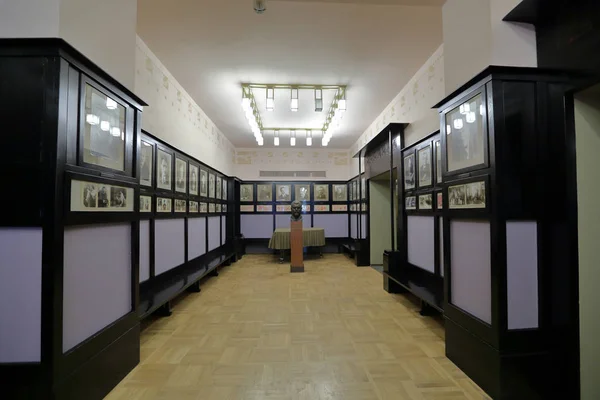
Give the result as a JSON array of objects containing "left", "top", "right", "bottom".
[
  {"left": 434, "top": 66, "right": 584, "bottom": 399},
  {"left": 0, "top": 39, "right": 146, "bottom": 399}
]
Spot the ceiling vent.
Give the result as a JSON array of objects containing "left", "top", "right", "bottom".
[{"left": 259, "top": 170, "right": 327, "bottom": 178}]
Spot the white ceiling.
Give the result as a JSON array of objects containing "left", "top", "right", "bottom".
[{"left": 137, "top": 0, "right": 443, "bottom": 148}]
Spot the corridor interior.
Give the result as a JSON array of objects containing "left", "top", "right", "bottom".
[{"left": 106, "top": 255, "right": 489, "bottom": 400}]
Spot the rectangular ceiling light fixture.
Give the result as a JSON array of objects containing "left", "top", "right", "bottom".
[
  {"left": 290, "top": 130, "right": 296, "bottom": 146},
  {"left": 338, "top": 87, "right": 347, "bottom": 112},
  {"left": 274, "top": 130, "right": 280, "bottom": 146},
  {"left": 266, "top": 86, "right": 274, "bottom": 111},
  {"left": 314, "top": 88, "right": 323, "bottom": 112},
  {"left": 306, "top": 129, "right": 312, "bottom": 146},
  {"left": 291, "top": 88, "right": 299, "bottom": 112}
]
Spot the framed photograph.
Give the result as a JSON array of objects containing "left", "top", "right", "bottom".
[
  {"left": 223, "top": 204, "right": 227, "bottom": 212},
  {"left": 302, "top": 204, "right": 311, "bottom": 212},
  {"left": 276, "top": 204, "right": 291, "bottom": 212},
  {"left": 405, "top": 196, "right": 416, "bottom": 210},
  {"left": 216, "top": 176, "right": 222, "bottom": 199},
  {"left": 445, "top": 93, "right": 487, "bottom": 173},
  {"left": 71, "top": 180, "right": 134, "bottom": 212},
  {"left": 82, "top": 84, "right": 126, "bottom": 172},
  {"left": 419, "top": 194, "right": 433, "bottom": 210},
  {"left": 349, "top": 183, "right": 354, "bottom": 201},
  {"left": 361, "top": 177, "right": 366, "bottom": 199},
  {"left": 295, "top": 184, "right": 310, "bottom": 202},
  {"left": 174, "top": 199, "right": 186, "bottom": 212},
  {"left": 361, "top": 203, "right": 368, "bottom": 212},
  {"left": 276, "top": 184, "right": 291, "bottom": 202},
  {"left": 110, "top": 186, "right": 128, "bottom": 208},
  {"left": 200, "top": 169, "right": 208, "bottom": 197},
  {"left": 257, "top": 184, "right": 273, "bottom": 202},
  {"left": 352, "top": 181, "right": 358, "bottom": 200},
  {"left": 175, "top": 157, "right": 187, "bottom": 193},
  {"left": 156, "top": 197, "right": 172, "bottom": 213},
  {"left": 222, "top": 179, "right": 228, "bottom": 201},
  {"left": 140, "top": 140, "right": 153, "bottom": 187},
  {"left": 240, "top": 205, "right": 254, "bottom": 212},
  {"left": 200, "top": 202, "right": 208, "bottom": 213},
  {"left": 156, "top": 148, "right": 172, "bottom": 191},
  {"left": 404, "top": 154, "right": 415, "bottom": 190},
  {"left": 332, "top": 184, "right": 347, "bottom": 202},
  {"left": 332, "top": 204, "right": 348, "bottom": 212},
  {"left": 240, "top": 184, "right": 253, "bottom": 202},
  {"left": 418, "top": 145, "right": 432, "bottom": 188},
  {"left": 257, "top": 205, "right": 273, "bottom": 212},
  {"left": 448, "top": 182, "right": 487, "bottom": 209},
  {"left": 314, "top": 184, "right": 329, "bottom": 201},
  {"left": 209, "top": 203, "right": 215, "bottom": 213},
  {"left": 208, "top": 173, "right": 215, "bottom": 198},
  {"left": 435, "top": 140, "right": 442, "bottom": 184},
  {"left": 189, "top": 164, "right": 199, "bottom": 196},
  {"left": 189, "top": 201, "right": 199, "bottom": 213},
  {"left": 437, "top": 192, "right": 443, "bottom": 210},
  {"left": 140, "top": 195, "right": 152, "bottom": 213},
  {"left": 216, "top": 204, "right": 222, "bottom": 212}
]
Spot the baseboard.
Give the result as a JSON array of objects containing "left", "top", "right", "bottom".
[{"left": 54, "top": 323, "right": 140, "bottom": 400}]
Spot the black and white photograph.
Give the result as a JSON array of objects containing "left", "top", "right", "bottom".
[
  {"left": 361, "top": 178, "right": 366, "bottom": 199},
  {"left": 222, "top": 180, "right": 227, "bottom": 201},
  {"left": 98, "top": 185, "right": 109, "bottom": 208},
  {"left": 240, "top": 184, "right": 253, "bottom": 201},
  {"left": 82, "top": 183, "right": 97, "bottom": 208},
  {"left": 175, "top": 199, "right": 186, "bottom": 212},
  {"left": 200, "top": 169, "right": 208, "bottom": 197},
  {"left": 295, "top": 184, "right": 310, "bottom": 202},
  {"left": 223, "top": 204, "right": 227, "bottom": 212},
  {"left": 200, "top": 202, "right": 208, "bottom": 213},
  {"left": 208, "top": 173, "right": 215, "bottom": 198},
  {"left": 404, "top": 154, "right": 415, "bottom": 190},
  {"left": 435, "top": 140, "right": 442, "bottom": 184},
  {"left": 110, "top": 187, "right": 127, "bottom": 208},
  {"left": 257, "top": 184, "right": 272, "bottom": 202},
  {"left": 209, "top": 203, "right": 216, "bottom": 213},
  {"left": 315, "top": 184, "right": 329, "bottom": 201},
  {"left": 156, "top": 148, "right": 172, "bottom": 191},
  {"left": 140, "top": 195, "right": 152, "bottom": 212},
  {"left": 449, "top": 184, "right": 467, "bottom": 208},
  {"left": 276, "top": 184, "right": 291, "bottom": 202},
  {"left": 216, "top": 176, "right": 222, "bottom": 199},
  {"left": 418, "top": 145, "right": 432, "bottom": 188},
  {"left": 352, "top": 181, "right": 358, "bottom": 200},
  {"left": 333, "top": 184, "right": 347, "bottom": 201},
  {"left": 349, "top": 183, "right": 353, "bottom": 201},
  {"left": 216, "top": 204, "right": 222, "bottom": 212},
  {"left": 189, "top": 201, "right": 199, "bottom": 213},
  {"left": 405, "top": 196, "right": 417, "bottom": 210},
  {"left": 466, "top": 181, "right": 486, "bottom": 208},
  {"left": 175, "top": 157, "right": 187, "bottom": 193},
  {"left": 446, "top": 94, "right": 486, "bottom": 173},
  {"left": 189, "top": 164, "right": 199, "bottom": 196},
  {"left": 156, "top": 197, "right": 172, "bottom": 213},
  {"left": 140, "top": 140, "right": 153, "bottom": 187},
  {"left": 419, "top": 194, "right": 433, "bottom": 210}
]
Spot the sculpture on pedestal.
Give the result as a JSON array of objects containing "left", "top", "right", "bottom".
[
  {"left": 291, "top": 200, "right": 303, "bottom": 221},
  {"left": 290, "top": 200, "right": 304, "bottom": 272}
]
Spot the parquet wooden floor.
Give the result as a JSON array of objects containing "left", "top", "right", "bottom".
[{"left": 106, "top": 254, "right": 491, "bottom": 400}]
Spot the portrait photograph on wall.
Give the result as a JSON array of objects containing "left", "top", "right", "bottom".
[
  {"left": 140, "top": 140, "right": 153, "bottom": 187},
  {"left": 445, "top": 93, "right": 486, "bottom": 173},
  {"left": 156, "top": 197, "right": 172, "bottom": 213},
  {"left": 314, "top": 184, "right": 329, "bottom": 201},
  {"left": 222, "top": 180, "right": 227, "bottom": 201},
  {"left": 332, "top": 184, "right": 347, "bottom": 201},
  {"left": 200, "top": 202, "right": 208, "bottom": 213},
  {"left": 295, "top": 184, "right": 310, "bottom": 202},
  {"left": 405, "top": 196, "right": 416, "bottom": 210},
  {"left": 174, "top": 199, "right": 186, "bottom": 212},
  {"left": 276, "top": 184, "right": 291, "bottom": 202},
  {"left": 448, "top": 181, "right": 487, "bottom": 209},
  {"left": 208, "top": 173, "right": 215, "bottom": 198},
  {"left": 240, "top": 184, "right": 253, "bottom": 201},
  {"left": 200, "top": 169, "right": 208, "bottom": 197},
  {"left": 216, "top": 176, "right": 222, "bottom": 199},
  {"left": 140, "top": 195, "right": 152, "bottom": 212},
  {"left": 175, "top": 157, "right": 187, "bottom": 193},
  {"left": 209, "top": 203, "right": 215, "bottom": 213},
  {"left": 352, "top": 181, "right": 358, "bottom": 200},
  {"left": 361, "top": 177, "right": 366, "bottom": 199},
  {"left": 189, "top": 164, "right": 199, "bottom": 196},
  {"left": 189, "top": 201, "right": 199, "bottom": 213},
  {"left": 404, "top": 154, "right": 415, "bottom": 190},
  {"left": 418, "top": 145, "right": 432, "bottom": 188},
  {"left": 71, "top": 180, "right": 134, "bottom": 212},
  {"left": 257, "top": 184, "right": 272, "bottom": 202},
  {"left": 418, "top": 194, "right": 433, "bottom": 210},
  {"left": 156, "top": 148, "right": 172, "bottom": 191},
  {"left": 435, "top": 140, "right": 442, "bottom": 183}
]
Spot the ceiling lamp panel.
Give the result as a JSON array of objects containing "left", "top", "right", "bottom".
[
  {"left": 314, "top": 88, "right": 323, "bottom": 112},
  {"left": 290, "top": 88, "right": 299, "bottom": 112},
  {"left": 266, "top": 87, "right": 274, "bottom": 111}
]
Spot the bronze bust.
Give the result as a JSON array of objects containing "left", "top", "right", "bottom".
[{"left": 290, "top": 200, "right": 303, "bottom": 221}]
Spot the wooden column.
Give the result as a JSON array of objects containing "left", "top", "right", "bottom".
[{"left": 290, "top": 220, "right": 304, "bottom": 273}]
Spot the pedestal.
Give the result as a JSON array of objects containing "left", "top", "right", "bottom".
[{"left": 290, "top": 220, "right": 304, "bottom": 273}]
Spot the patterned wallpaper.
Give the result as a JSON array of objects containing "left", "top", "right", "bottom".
[
  {"left": 234, "top": 148, "right": 352, "bottom": 181},
  {"left": 134, "top": 36, "right": 235, "bottom": 175},
  {"left": 350, "top": 45, "right": 445, "bottom": 155}
]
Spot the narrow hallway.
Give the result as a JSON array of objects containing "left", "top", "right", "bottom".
[{"left": 106, "top": 255, "right": 489, "bottom": 400}]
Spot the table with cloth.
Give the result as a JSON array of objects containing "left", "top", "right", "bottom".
[{"left": 268, "top": 227, "right": 326, "bottom": 263}]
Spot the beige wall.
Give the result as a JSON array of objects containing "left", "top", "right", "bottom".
[
  {"left": 135, "top": 37, "right": 235, "bottom": 176},
  {"left": 233, "top": 148, "right": 351, "bottom": 181},
  {"left": 0, "top": 0, "right": 60, "bottom": 37},
  {"left": 574, "top": 91, "right": 600, "bottom": 400},
  {"left": 59, "top": 0, "right": 137, "bottom": 90}
]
